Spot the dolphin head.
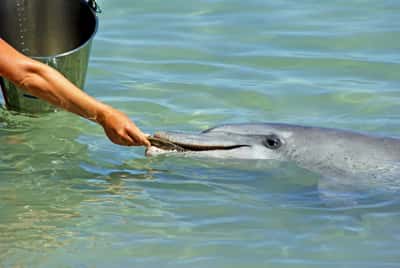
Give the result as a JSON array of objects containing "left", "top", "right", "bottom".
[
  {"left": 146, "top": 123, "right": 295, "bottom": 160},
  {"left": 147, "top": 122, "right": 400, "bottom": 200}
]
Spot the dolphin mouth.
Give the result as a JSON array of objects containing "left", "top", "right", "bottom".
[{"left": 148, "top": 132, "right": 249, "bottom": 152}]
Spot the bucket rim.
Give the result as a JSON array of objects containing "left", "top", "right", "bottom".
[{"left": 32, "top": 5, "right": 98, "bottom": 60}]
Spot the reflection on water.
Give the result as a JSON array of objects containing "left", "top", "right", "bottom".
[{"left": 2, "top": 0, "right": 400, "bottom": 267}]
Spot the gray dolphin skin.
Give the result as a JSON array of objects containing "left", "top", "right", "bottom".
[{"left": 147, "top": 123, "right": 400, "bottom": 192}]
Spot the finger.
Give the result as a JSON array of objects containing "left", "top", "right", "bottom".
[
  {"left": 127, "top": 127, "right": 151, "bottom": 147},
  {"left": 140, "top": 133, "right": 152, "bottom": 147},
  {"left": 121, "top": 133, "right": 135, "bottom": 146},
  {"left": 112, "top": 128, "right": 134, "bottom": 146},
  {"left": 133, "top": 134, "right": 151, "bottom": 147},
  {"left": 140, "top": 135, "right": 151, "bottom": 148}
]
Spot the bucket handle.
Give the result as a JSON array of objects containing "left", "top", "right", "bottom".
[{"left": 87, "top": 0, "right": 102, "bottom": 13}]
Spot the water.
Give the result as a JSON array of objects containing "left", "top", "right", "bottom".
[{"left": 1, "top": 0, "right": 400, "bottom": 267}]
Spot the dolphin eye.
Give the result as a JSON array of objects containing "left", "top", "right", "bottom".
[{"left": 263, "top": 134, "right": 282, "bottom": 149}]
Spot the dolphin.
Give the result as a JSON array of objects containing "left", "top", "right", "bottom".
[{"left": 146, "top": 123, "right": 400, "bottom": 196}]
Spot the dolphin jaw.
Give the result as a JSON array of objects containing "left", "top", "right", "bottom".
[
  {"left": 145, "top": 144, "right": 257, "bottom": 158},
  {"left": 146, "top": 132, "right": 251, "bottom": 156}
]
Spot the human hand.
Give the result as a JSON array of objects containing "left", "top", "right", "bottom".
[{"left": 97, "top": 107, "right": 151, "bottom": 147}]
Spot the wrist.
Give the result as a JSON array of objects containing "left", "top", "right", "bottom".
[{"left": 95, "top": 104, "right": 113, "bottom": 126}]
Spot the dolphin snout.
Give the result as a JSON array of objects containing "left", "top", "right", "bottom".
[{"left": 148, "top": 131, "right": 249, "bottom": 152}]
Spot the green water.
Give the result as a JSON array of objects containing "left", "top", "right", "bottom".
[{"left": 1, "top": 0, "right": 400, "bottom": 267}]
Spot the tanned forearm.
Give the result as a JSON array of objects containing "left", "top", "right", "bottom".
[
  {"left": 0, "top": 39, "right": 150, "bottom": 147},
  {"left": 0, "top": 40, "right": 106, "bottom": 123},
  {"left": 15, "top": 60, "right": 110, "bottom": 123}
]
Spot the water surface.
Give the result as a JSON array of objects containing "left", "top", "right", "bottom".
[{"left": 1, "top": 0, "right": 400, "bottom": 267}]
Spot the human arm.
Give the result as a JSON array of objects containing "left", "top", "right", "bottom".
[{"left": 0, "top": 38, "right": 150, "bottom": 147}]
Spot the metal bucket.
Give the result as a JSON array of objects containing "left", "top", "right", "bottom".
[{"left": 0, "top": 0, "right": 100, "bottom": 113}]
